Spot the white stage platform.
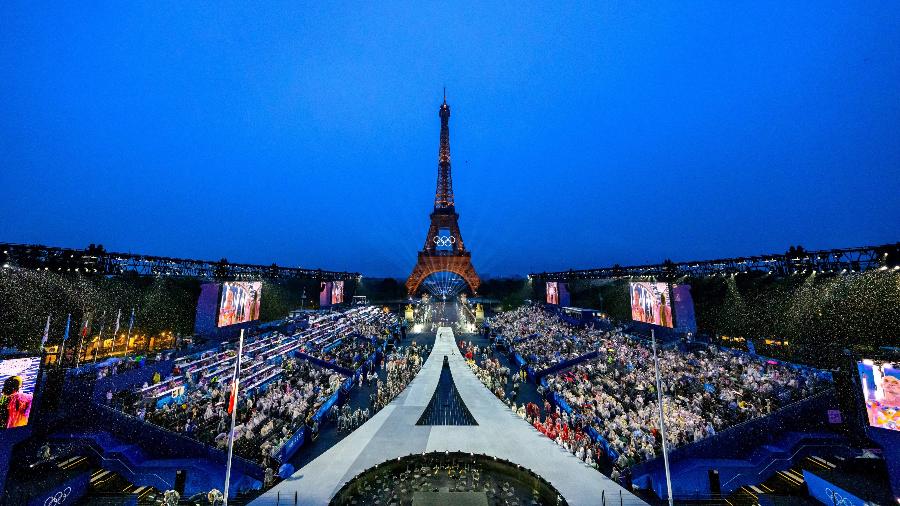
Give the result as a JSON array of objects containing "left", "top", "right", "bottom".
[{"left": 251, "top": 327, "right": 646, "bottom": 505}]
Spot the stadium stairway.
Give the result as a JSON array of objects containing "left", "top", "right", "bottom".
[
  {"left": 50, "top": 430, "right": 260, "bottom": 498},
  {"left": 725, "top": 454, "right": 837, "bottom": 506},
  {"left": 78, "top": 468, "right": 161, "bottom": 505},
  {"left": 634, "top": 431, "right": 848, "bottom": 499}
]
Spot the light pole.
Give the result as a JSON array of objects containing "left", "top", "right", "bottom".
[{"left": 651, "top": 328, "right": 674, "bottom": 506}]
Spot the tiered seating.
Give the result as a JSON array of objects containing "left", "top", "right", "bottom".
[
  {"left": 488, "top": 304, "right": 832, "bottom": 485},
  {"left": 487, "top": 306, "right": 607, "bottom": 368},
  {"left": 115, "top": 306, "right": 397, "bottom": 467}
]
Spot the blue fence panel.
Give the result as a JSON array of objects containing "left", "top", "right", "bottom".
[{"left": 274, "top": 426, "right": 306, "bottom": 464}]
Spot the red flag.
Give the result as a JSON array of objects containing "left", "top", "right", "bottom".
[
  {"left": 227, "top": 378, "right": 238, "bottom": 414},
  {"left": 226, "top": 338, "right": 243, "bottom": 414}
]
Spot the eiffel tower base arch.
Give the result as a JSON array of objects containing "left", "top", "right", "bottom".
[{"left": 406, "top": 253, "right": 480, "bottom": 296}]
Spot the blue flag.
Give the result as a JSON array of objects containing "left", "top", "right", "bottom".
[{"left": 63, "top": 313, "right": 71, "bottom": 341}]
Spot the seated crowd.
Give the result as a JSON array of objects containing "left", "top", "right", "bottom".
[
  {"left": 127, "top": 357, "right": 342, "bottom": 466},
  {"left": 113, "top": 306, "right": 397, "bottom": 467},
  {"left": 490, "top": 305, "right": 831, "bottom": 480},
  {"left": 335, "top": 343, "right": 427, "bottom": 432},
  {"left": 488, "top": 306, "right": 608, "bottom": 368},
  {"left": 461, "top": 340, "right": 518, "bottom": 402},
  {"left": 372, "top": 343, "right": 426, "bottom": 411}
]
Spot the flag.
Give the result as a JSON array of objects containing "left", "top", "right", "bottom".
[
  {"left": 81, "top": 313, "right": 91, "bottom": 339},
  {"left": 113, "top": 309, "right": 121, "bottom": 339},
  {"left": 127, "top": 308, "right": 135, "bottom": 336},
  {"left": 62, "top": 314, "right": 71, "bottom": 341},
  {"left": 227, "top": 336, "right": 244, "bottom": 414},
  {"left": 41, "top": 314, "right": 51, "bottom": 347}
]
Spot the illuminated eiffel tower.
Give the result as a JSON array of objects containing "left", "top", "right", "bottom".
[{"left": 406, "top": 91, "right": 480, "bottom": 296}]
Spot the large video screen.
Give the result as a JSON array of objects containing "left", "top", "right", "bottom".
[
  {"left": 217, "top": 282, "right": 262, "bottom": 327},
  {"left": 629, "top": 282, "right": 673, "bottom": 328},
  {"left": 1, "top": 356, "right": 40, "bottom": 429},
  {"left": 331, "top": 281, "right": 345, "bottom": 305},
  {"left": 546, "top": 282, "right": 559, "bottom": 305},
  {"left": 320, "top": 282, "right": 332, "bottom": 308},
  {"left": 858, "top": 360, "right": 900, "bottom": 431}
]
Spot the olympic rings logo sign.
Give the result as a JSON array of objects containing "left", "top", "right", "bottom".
[
  {"left": 825, "top": 488, "right": 854, "bottom": 506},
  {"left": 44, "top": 487, "right": 72, "bottom": 506},
  {"left": 433, "top": 235, "right": 456, "bottom": 247}
]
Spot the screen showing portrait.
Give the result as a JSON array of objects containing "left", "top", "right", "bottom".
[
  {"left": 0, "top": 356, "right": 40, "bottom": 429},
  {"left": 858, "top": 360, "right": 900, "bottom": 431},
  {"left": 331, "top": 281, "right": 344, "bottom": 305},
  {"left": 629, "top": 282, "right": 673, "bottom": 328},
  {"left": 546, "top": 282, "right": 559, "bottom": 305},
  {"left": 217, "top": 282, "right": 262, "bottom": 327}
]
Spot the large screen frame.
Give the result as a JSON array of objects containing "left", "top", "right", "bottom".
[
  {"left": 217, "top": 281, "right": 263, "bottom": 327},
  {"left": 546, "top": 282, "right": 559, "bottom": 305},
  {"left": 0, "top": 354, "right": 43, "bottom": 430},
  {"left": 858, "top": 359, "right": 900, "bottom": 432},
  {"left": 331, "top": 280, "right": 345, "bottom": 305},
  {"left": 629, "top": 281, "right": 674, "bottom": 328}
]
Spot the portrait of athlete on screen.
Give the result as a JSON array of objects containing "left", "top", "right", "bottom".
[{"left": 1, "top": 375, "right": 33, "bottom": 428}]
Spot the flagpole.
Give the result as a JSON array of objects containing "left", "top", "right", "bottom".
[
  {"left": 58, "top": 314, "right": 71, "bottom": 369},
  {"left": 223, "top": 330, "right": 244, "bottom": 506},
  {"left": 75, "top": 313, "right": 90, "bottom": 369},
  {"left": 652, "top": 329, "right": 674, "bottom": 506},
  {"left": 110, "top": 309, "right": 122, "bottom": 356},
  {"left": 40, "top": 314, "right": 51, "bottom": 349},
  {"left": 94, "top": 310, "right": 106, "bottom": 364},
  {"left": 124, "top": 308, "right": 135, "bottom": 357}
]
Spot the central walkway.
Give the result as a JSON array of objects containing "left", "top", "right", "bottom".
[{"left": 252, "top": 327, "right": 645, "bottom": 505}]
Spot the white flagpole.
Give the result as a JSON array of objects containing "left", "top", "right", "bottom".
[
  {"left": 124, "top": 308, "right": 135, "bottom": 356},
  {"left": 41, "top": 314, "right": 51, "bottom": 348},
  {"left": 110, "top": 309, "right": 122, "bottom": 355},
  {"left": 223, "top": 330, "right": 244, "bottom": 506},
  {"left": 652, "top": 329, "right": 674, "bottom": 506},
  {"left": 94, "top": 310, "right": 106, "bottom": 363}
]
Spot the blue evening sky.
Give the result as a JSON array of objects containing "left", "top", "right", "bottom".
[{"left": 1, "top": 2, "right": 898, "bottom": 277}]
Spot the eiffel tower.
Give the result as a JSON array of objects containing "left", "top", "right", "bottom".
[{"left": 405, "top": 92, "right": 480, "bottom": 296}]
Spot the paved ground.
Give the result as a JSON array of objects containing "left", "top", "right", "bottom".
[{"left": 251, "top": 326, "right": 646, "bottom": 506}]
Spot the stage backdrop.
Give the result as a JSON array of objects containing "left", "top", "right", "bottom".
[
  {"left": 672, "top": 284, "right": 698, "bottom": 334},
  {"left": 320, "top": 281, "right": 333, "bottom": 308},
  {"left": 193, "top": 282, "right": 220, "bottom": 335}
]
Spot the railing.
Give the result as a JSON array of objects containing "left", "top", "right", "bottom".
[
  {"left": 77, "top": 439, "right": 174, "bottom": 491},
  {"left": 720, "top": 440, "right": 848, "bottom": 491},
  {"left": 91, "top": 404, "right": 264, "bottom": 480}
]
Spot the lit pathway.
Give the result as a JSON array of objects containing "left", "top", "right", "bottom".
[{"left": 251, "top": 327, "right": 645, "bottom": 505}]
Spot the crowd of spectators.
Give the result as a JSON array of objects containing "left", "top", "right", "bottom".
[
  {"left": 488, "top": 306, "right": 607, "bottom": 368},
  {"left": 488, "top": 305, "right": 831, "bottom": 480},
  {"left": 372, "top": 343, "right": 426, "bottom": 411},
  {"left": 110, "top": 306, "right": 397, "bottom": 468},
  {"left": 460, "top": 340, "right": 518, "bottom": 402},
  {"left": 125, "top": 357, "right": 343, "bottom": 466}
]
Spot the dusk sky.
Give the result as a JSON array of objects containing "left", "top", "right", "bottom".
[{"left": 2, "top": 2, "right": 898, "bottom": 277}]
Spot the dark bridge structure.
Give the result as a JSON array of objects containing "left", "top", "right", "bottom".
[
  {"left": 0, "top": 242, "right": 359, "bottom": 281},
  {"left": 406, "top": 92, "right": 481, "bottom": 295},
  {"left": 530, "top": 243, "right": 900, "bottom": 282}
]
